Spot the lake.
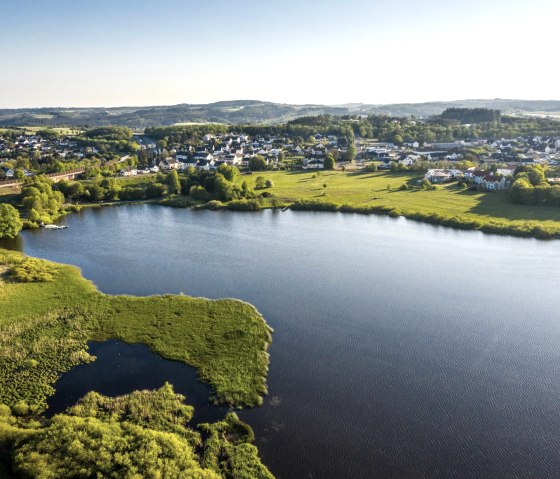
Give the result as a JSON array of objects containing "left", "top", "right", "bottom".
[{"left": 6, "top": 204, "right": 560, "bottom": 478}]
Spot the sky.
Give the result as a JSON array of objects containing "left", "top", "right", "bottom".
[{"left": 2, "top": 0, "right": 560, "bottom": 108}]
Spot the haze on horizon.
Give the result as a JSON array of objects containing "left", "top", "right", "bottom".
[{"left": 2, "top": 0, "right": 559, "bottom": 109}]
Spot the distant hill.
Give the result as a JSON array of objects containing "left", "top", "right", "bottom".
[
  {"left": 349, "top": 99, "right": 560, "bottom": 118},
  {"left": 0, "top": 101, "right": 348, "bottom": 129},
  {"left": 1, "top": 99, "right": 560, "bottom": 129}
]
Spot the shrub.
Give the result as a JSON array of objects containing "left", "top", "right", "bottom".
[
  {"left": 226, "top": 199, "right": 262, "bottom": 211},
  {"left": 204, "top": 200, "right": 225, "bottom": 210},
  {"left": 10, "top": 258, "right": 58, "bottom": 283},
  {"left": 290, "top": 200, "right": 339, "bottom": 212},
  {"left": 189, "top": 185, "right": 209, "bottom": 201}
]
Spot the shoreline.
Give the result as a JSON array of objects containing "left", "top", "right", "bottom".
[{"left": 21, "top": 195, "right": 559, "bottom": 240}]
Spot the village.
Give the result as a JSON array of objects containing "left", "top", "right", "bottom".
[{"left": 2, "top": 127, "right": 560, "bottom": 192}]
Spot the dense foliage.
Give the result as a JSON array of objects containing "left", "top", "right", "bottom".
[
  {"left": 439, "top": 108, "right": 501, "bottom": 124},
  {"left": 19, "top": 176, "right": 65, "bottom": 225},
  {"left": 0, "top": 204, "right": 22, "bottom": 239},
  {"left": 509, "top": 165, "right": 560, "bottom": 206},
  {"left": 0, "top": 385, "right": 273, "bottom": 479}
]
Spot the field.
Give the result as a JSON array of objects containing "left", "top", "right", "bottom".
[
  {"left": 246, "top": 170, "right": 560, "bottom": 235},
  {"left": 0, "top": 249, "right": 272, "bottom": 412},
  {"left": 0, "top": 126, "right": 80, "bottom": 136}
]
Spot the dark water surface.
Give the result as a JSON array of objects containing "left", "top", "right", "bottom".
[{"left": 7, "top": 205, "right": 560, "bottom": 478}]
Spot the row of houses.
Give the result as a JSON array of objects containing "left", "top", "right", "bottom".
[{"left": 424, "top": 167, "right": 513, "bottom": 190}]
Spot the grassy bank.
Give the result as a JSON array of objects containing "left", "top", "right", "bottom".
[
  {"left": 0, "top": 249, "right": 272, "bottom": 411},
  {"left": 250, "top": 171, "right": 560, "bottom": 238}
]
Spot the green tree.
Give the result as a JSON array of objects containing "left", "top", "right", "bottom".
[
  {"left": 0, "top": 204, "right": 23, "bottom": 239},
  {"left": 344, "top": 144, "right": 356, "bottom": 162},
  {"left": 216, "top": 163, "right": 238, "bottom": 182},
  {"left": 249, "top": 155, "right": 267, "bottom": 171},
  {"left": 324, "top": 154, "right": 335, "bottom": 170},
  {"left": 166, "top": 170, "right": 181, "bottom": 195},
  {"left": 214, "top": 174, "right": 234, "bottom": 201},
  {"left": 255, "top": 176, "right": 266, "bottom": 189}
]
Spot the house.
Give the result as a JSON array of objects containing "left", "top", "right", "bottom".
[
  {"left": 425, "top": 169, "right": 452, "bottom": 183},
  {"left": 432, "top": 141, "right": 465, "bottom": 150},
  {"left": 496, "top": 168, "right": 514, "bottom": 177},
  {"left": 482, "top": 174, "right": 510, "bottom": 191},
  {"left": 158, "top": 158, "right": 181, "bottom": 170},
  {"left": 225, "top": 153, "right": 243, "bottom": 166},
  {"left": 302, "top": 158, "right": 324, "bottom": 169},
  {"left": 2, "top": 168, "right": 14, "bottom": 178},
  {"left": 398, "top": 154, "right": 418, "bottom": 167},
  {"left": 365, "top": 148, "right": 391, "bottom": 160},
  {"left": 464, "top": 169, "right": 487, "bottom": 184},
  {"left": 193, "top": 152, "right": 214, "bottom": 162},
  {"left": 175, "top": 150, "right": 190, "bottom": 162},
  {"left": 196, "top": 158, "right": 215, "bottom": 170},
  {"left": 120, "top": 169, "right": 138, "bottom": 177},
  {"left": 178, "top": 158, "right": 197, "bottom": 170}
]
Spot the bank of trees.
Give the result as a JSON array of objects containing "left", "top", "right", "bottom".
[
  {"left": 20, "top": 176, "right": 65, "bottom": 224},
  {"left": 509, "top": 165, "right": 560, "bottom": 206},
  {"left": 0, "top": 204, "right": 22, "bottom": 239}
]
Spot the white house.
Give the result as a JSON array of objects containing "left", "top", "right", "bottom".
[
  {"left": 302, "top": 158, "right": 324, "bottom": 169},
  {"left": 482, "top": 174, "right": 510, "bottom": 191},
  {"left": 425, "top": 169, "right": 452, "bottom": 183},
  {"left": 158, "top": 158, "right": 181, "bottom": 170}
]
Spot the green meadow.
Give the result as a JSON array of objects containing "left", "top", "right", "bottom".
[
  {"left": 0, "top": 249, "right": 272, "bottom": 412},
  {"left": 251, "top": 170, "right": 560, "bottom": 238}
]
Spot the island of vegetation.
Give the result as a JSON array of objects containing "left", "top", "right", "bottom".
[
  {"left": 0, "top": 248, "right": 273, "bottom": 478},
  {"left": 1, "top": 384, "right": 274, "bottom": 479}
]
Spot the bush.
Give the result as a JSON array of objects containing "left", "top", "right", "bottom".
[
  {"left": 146, "top": 183, "right": 166, "bottom": 199},
  {"left": 189, "top": 185, "right": 209, "bottom": 201},
  {"left": 10, "top": 258, "right": 58, "bottom": 283},
  {"left": 0, "top": 204, "right": 23, "bottom": 239},
  {"left": 290, "top": 200, "right": 339, "bottom": 212},
  {"left": 120, "top": 187, "right": 146, "bottom": 201},
  {"left": 204, "top": 200, "right": 225, "bottom": 210},
  {"left": 12, "top": 400, "right": 29, "bottom": 416},
  {"left": 226, "top": 199, "right": 262, "bottom": 211}
]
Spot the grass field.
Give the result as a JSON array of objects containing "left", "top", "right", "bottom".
[
  {"left": 0, "top": 126, "right": 81, "bottom": 136},
  {"left": 0, "top": 249, "right": 272, "bottom": 412},
  {"left": 244, "top": 170, "right": 560, "bottom": 236}
]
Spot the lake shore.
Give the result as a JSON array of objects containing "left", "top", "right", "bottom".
[{"left": 0, "top": 248, "right": 273, "bottom": 411}]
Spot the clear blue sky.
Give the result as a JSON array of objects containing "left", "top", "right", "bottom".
[{"left": 2, "top": 0, "right": 559, "bottom": 107}]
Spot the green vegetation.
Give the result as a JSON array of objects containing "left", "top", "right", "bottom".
[
  {"left": 509, "top": 165, "right": 560, "bottom": 206},
  {"left": 440, "top": 107, "right": 501, "bottom": 124},
  {"left": 0, "top": 204, "right": 22, "bottom": 239},
  {"left": 19, "top": 176, "right": 65, "bottom": 225},
  {"left": 252, "top": 171, "right": 560, "bottom": 239},
  {"left": 0, "top": 248, "right": 272, "bottom": 411},
  {"left": 0, "top": 384, "right": 273, "bottom": 479},
  {"left": 75, "top": 126, "right": 138, "bottom": 154}
]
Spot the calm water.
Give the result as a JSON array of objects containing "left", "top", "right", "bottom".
[{"left": 5, "top": 205, "right": 560, "bottom": 478}]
